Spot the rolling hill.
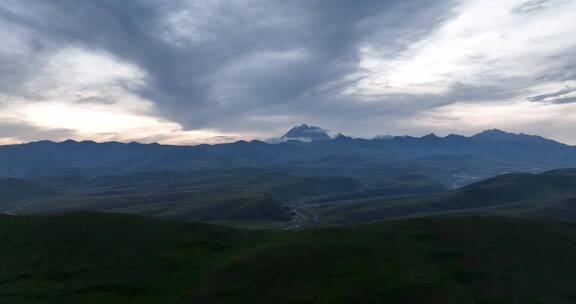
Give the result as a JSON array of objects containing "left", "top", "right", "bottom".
[
  {"left": 1, "top": 212, "right": 576, "bottom": 303},
  {"left": 0, "top": 169, "right": 362, "bottom": 227},
  {"left": 0, "top": 178, "right": 57, "bottom": 204},
  {"left": 4, "top": 167, "right": 576, "bottom": 227},
  {"left": 313, "top": 168, "right": 576, "bottom": 224}
]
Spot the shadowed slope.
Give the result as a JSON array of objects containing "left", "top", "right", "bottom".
[
  {"left": 315, "top": 168, "right": 576, "bottom": 224},
  {"left": 1, "top": 212, "right": 576, "bottom": 303}
]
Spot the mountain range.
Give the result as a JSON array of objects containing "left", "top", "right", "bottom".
[
  {"left": 1, "top": 125, "right": 576, "bottom": 226},
  {"left": 0, "top": 126, "right": 574, "bottom": 187}
]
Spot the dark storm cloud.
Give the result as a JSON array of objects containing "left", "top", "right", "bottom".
[
  {"left": 551, "top": 96, "right": 576, "bottom": 104},
  {"left": 528, "top": 87, "right": 576, "bottom": 102},
  {"left": 0, "top": 0, "right": 456, "bottom": 133},
  {"left": 2, "top": 0, "right": 576, "bottom": 144}
]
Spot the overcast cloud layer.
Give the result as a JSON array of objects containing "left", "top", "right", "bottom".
[{"left": 0, "top": 0, "right": 575, "bottom": 144}]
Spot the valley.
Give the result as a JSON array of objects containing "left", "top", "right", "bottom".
[{"left": 1, "top": 127, "right": 576, "bottom": 227}]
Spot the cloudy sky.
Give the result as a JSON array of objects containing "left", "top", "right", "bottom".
[{"left": 1, "top": 0, "right": 575, "bottom": 145}]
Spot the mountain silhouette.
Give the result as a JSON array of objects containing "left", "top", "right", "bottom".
[{"left": 281, "top": 124, "right": 331, "bottom": 141}]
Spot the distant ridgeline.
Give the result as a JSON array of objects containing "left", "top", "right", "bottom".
[{"left": 0, "top": 125, "right": 574, "bottom": 179}]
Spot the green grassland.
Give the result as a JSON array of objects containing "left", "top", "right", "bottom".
[
  {"left": 1, "top": 169, "right": 362, "bottom": 226},
  {"left": 312, "top": 169, "right": 576, "bottom": 224},
  {"left": 4, "top": 168, "right": 576, "bottom": 227},
  {"left": 1, "top": 212, "right": 576, "bottom": 303}
]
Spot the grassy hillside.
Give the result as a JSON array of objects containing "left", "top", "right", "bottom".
[
  {"left": 0, "top": 178, "right": 57, "bottom": 205},
  {"left": 0, "top": 212, "right": 247, "bottom": 304},
  {"left": 1, "top": 212, "right": 576, "bottom": 303},
  {"left": 5, "top": 168, "right": 576, "bottom": 227},
  {"left": 0, "top": 169, "right": 361, "bottom": 226},
  {"left": 314, "top": 169, "right": 576, "bottom": 224}
]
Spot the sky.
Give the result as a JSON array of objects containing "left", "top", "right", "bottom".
[{"left": 0, "top": 0, "right": 575, "bottom": 145}]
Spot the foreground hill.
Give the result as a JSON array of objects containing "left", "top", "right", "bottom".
[{"left": 1, "top": 212, "right": 576, "bottom": 303}]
